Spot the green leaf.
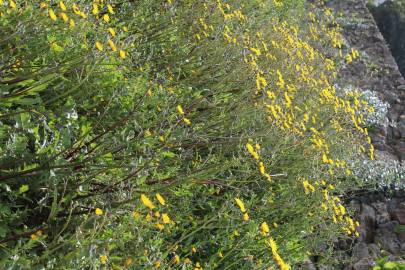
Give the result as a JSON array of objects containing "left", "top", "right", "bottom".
[
  {"left": 19, "top": 184, "right": 29, "bottom": 194},
  {"left": 161, "top": 151, "right": 176, "bottom": 158},
  {"left": 383, "top": 262, "right": 398, "bottom": 270}
]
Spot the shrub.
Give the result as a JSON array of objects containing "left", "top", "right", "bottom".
[{"left": 0, "top": 0, "right": 375, "bottom": 269}]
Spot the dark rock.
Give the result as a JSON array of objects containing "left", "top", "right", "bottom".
[
  {"left": 375, "top": 231, "right": 401, "bottom": 254},
  {"left": 367, "top": 243, "right": 381, "bottom": 258},
  {"left": 352, "top": 242, "right": 370, "bottom": 260},
  {"left": 374, "top": 202, "right": 391, "bottom": 224},
  {"left": 401, "top": 242, "right": 405, "bottom": 252},
  {"left": 353, "top": 258, "right": 374, "bottom": 270},
  {"left": 301, "top": 260, "right": 317, "bottom": 270},
  {"left": 359, "top": 204, "right": 376, "bottom": 243},
  {"left": 392, "top": 209, "right": 405, "bottom": 225}
]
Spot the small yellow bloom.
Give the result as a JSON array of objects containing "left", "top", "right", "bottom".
[
  {"left": 141, "top": 194, "right": 155, "bottom": 209},
  {"left": 100, "top": 255, "right": 108, "bottom": 265},
  {"left": 243, "top": 213, "right": 249, "bottom": 221},
  {"left": 108, "top": 27, "right": 116, "bottom": 37},
  {"left": 192, "top": 247, "right": 197, "bottom": 253},
  {"left": 156, "top": 193, "right": 166, "bottom": 205},
  {"left": 162, "top": 213, "right": 171, "bottom": 224},
  {"left": 145, "top": 213, "right": 152, "bottom": 221},
  {"left": 59, "top": 1, "right": 67, "bottom": 11},
  {"left": 9, "top": 0, "right": 16, "bottom": 9},
  {"left": 40, "top": 2, "right": 47, "bottom": 8},
  {"left": 119, "top": 50, "right": 126, "bottom": 59},
  {"left": 246, "top": 143, "right": 259, "bottom": 160},
  {"left": 69, "top": 18, "right": 75, "bottom": 29},
  {"left": 49, "top": 9, "right": 57, "bottom": 21},
  {"left": 183, "top": 118, "right": 191, "bottom": 125},
  {"left": 108, "top": 39, "right": 117, "bottom": 52},
  {"left": 174, "top": 254, "right": 180, "bottom": 264},
  {"left": 234, "top": 198, "right": 246, "bottom": 212},
  {"left": 95, "top": 41, "right": 103, "bottom": 51},
  {"left": 92, "top": 3, "right": 99, "bottom": 15},
  {"left": 107, "top": 4, "right": 114, "bottom": 14},
  {"left": 177, "top": 105, "right": 185, "bottom": 115},
  {"left": 95, "top": 208, "right": 103, "bottom": 216},
  {"left": 125, "top": 258, "right": 133, "bottom": 267},
  {"left": 30, "top": 234, "right": 39, "bottom": 241},
  {"left": 154, "top": 261, "right": 161, "bottom": 268},
  {"left": 155, "top": 223, "right": 164, "bottom": 230},
  {"left": 60, "top": 12, "right": 68, "bottom": 22},
  {"left": 103, "top": 14, "right": 110, "bottom": 23},
  {"left": 132, "top": 211, "right": 140, "bottom": 219},
  {"left": 260, "top": 222, "right": 270, "bottom": 235}
]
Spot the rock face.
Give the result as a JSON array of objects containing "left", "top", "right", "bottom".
[
  {"left": 327, "top": 0, "right": 405, "bottom": 162},
  {"left": 350, "top": 198, "right": 405, "bottom": 268},
  {"left": 306, "top": 1, "right": 405, "bottom": 269}
]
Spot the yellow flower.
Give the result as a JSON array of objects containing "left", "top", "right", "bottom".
[
  {"left": 162, "top": 213, "right": 171, "bottom": 224},
  {"left": 103, "top": 14, "right": 110, "bottom": 23},
  {"left": 108, "top": 39, "right": 117, "bottom": 52},
  {"left": 9, "top": 0, "right": 16, "bottom": 9},
  {"left": 192, "top": 247, "right": 197, "bottom": 253},
  {"left": 119, "top": 50, "right": 126, "bottom": 59},
  {"left": 108, "top": 27, "right": 116, "bottom": 37},
  {"left": 243, "top": 213, "right": 249, "bottom": 221},
  {"left": 59, "top": 1, "right": 66, "bottom": 11},
  {"left": 156, "top": 193, "right": 166, "bottom": 205},
  {"left": 100, "top": 255, "right": 108, "bottom": 265},
  {"left": 260, "top": 222, "right": 270, "bottom": 235},
  {"left": 92, "top": 3, "right": 99, "bottom": 15},
  {"left": 177, "top": 105, "right": 185, "bottom": 115},
  {"left": 155, "top": 223, "right": 164, "bottom": 230},
  {"left": 246, "top": 143, "right": 259, "bottom": 160},
  {"left": 155, "top": 261, "right": 161, "bottom": 267},
  {"left": 60, "top": 12, "right": 69, "bottom": 22},
  {"left": 69, "top": 18, "right": 75, "bottom": 29},
  {"left": 95, "top": 208, "right": 103, "bottom": 216},
  {"left": 125, "top": 258, "right": 133, "bottom": 267},
  {"left": 145, "top": 213, "right": 152, "bottom": 221},
  {"left": 107, "top": 4, "right": 114, "bottom": 14},
  {"left": 234, "top": 198, "right": 246, "bottom": 212},
  {"left": 267, "top": 238, "right": 290, "bottom": 270},
  {"left": 250, "top": 47, "right": 261, "bottom": 56},
  {"left": 141, "top": 194, "right": 155, "bottom": 209},
  {"left": 49, "top": 9, "right": 57, "bottom": 21},
  {"left": 183, "top": 118, "right": 191, "bottom": 125},
  {"left": 174, "top": 255, "right": 180, "bottom": 264},
  {"left": 95, "top": 41, "right": 103, "bottom": 51},
  {"left": 132, "top": 211, "right": 140, "bottom": 219},
  {"left": 30, "top": 234, "right": 39, "bottom": 241}
]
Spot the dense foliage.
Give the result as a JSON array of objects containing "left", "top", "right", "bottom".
[{"left": 0, "top": 0, "right": 377, "bottom": 269}]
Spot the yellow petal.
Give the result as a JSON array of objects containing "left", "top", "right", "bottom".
[
  {"left": 141, "top": 194, "right": 155, "bottom": 209},
  {"left": 155, "top": 193, "right": 166, "bottom": 205},
  {"left": 49, "top": 9, "right": 57, "bottom": 21}
]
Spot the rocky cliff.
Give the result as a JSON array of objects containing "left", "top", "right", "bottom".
[{"left": 321, "top": 0, "right": 405, "bottom": 269}]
